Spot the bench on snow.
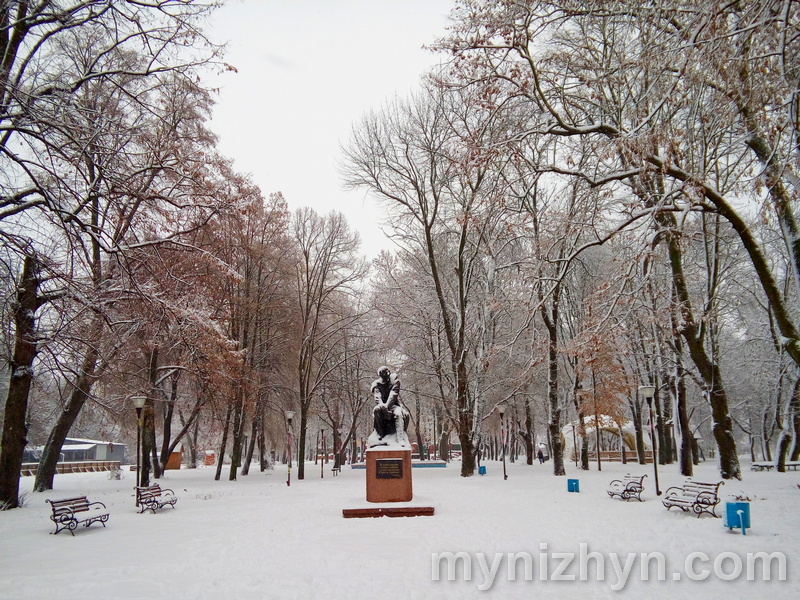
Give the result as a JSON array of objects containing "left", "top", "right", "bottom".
[
  {"left": 662, "top": 479, "right": 723, "bottom": 518},
  {"left": 136, "top": 484, "right": 178, "bottom": 514},
  {"left": 46, "top": 496, "right": 109, "bottom": 535},
  {"left": 607, "top": 473, "right": 647, "bottom": 502},
  {"left": 751, "top": 461, "right": 800, "bottom": 471}
]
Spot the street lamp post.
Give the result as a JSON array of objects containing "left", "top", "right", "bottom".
[
  {"left": 132, "top": 396, "right": 147, "bottom": 506},
  {"left": 285, "top": 410, "right": 295, "bottom": 487},
  {"left": 638, "top": 386, "right": 661, "bottom": 496},
  {"left": 499, "top": 405, "right": 508, "bottom": 480}
]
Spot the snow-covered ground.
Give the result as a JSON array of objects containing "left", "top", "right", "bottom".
[{"left": 1, "top": 457, "right": 797, "bottom": 599}]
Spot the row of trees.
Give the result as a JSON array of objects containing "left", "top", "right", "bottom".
[
  {"left": 343, "top": 0, "right": 800, "bottom": 479},
  {"left": 0, "top": 1, "right": 370, "bottom": 509},
  {"left": 2, "top": 0, "right": 800, "bottom": 510}
]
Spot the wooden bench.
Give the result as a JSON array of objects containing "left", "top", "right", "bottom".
[
  {"left": 751, "top": 461, "right": 800, "bottom": 471},
  {"left": 607, "top": 473, "right": 647, "bottom": 502},
  {"left": 662, "top": 479, "right": 723, "bottom": 518},
  {"left": 46, "top": 496, "right": 109, "bottom": 535},
  {"left": 136, "top": 484, "right": 178, "bottom": 514},
  {"left": 751, "top": 462, "right": 774, "bottom": 471}
]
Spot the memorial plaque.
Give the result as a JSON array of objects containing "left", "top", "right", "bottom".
[{"left": 375, "top": 458, "right": 404, "bottom": 479}]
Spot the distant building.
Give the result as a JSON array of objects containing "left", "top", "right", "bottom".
[{"left": 24, "top": 437, "right": 128, "bottom": 463}]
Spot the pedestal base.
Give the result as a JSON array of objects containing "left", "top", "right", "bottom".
[
  {"left": 343, "top": 506, "right": 434, "bottom": 518},
  {"left": 366, "top": 448, "right": 412, "bottom": 503}
]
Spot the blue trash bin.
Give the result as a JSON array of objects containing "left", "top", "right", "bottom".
[
  {"left": 724, "top": 502, "right": 750, "bottom": 534},
  {"left": 478, "top": 465, "right": 487, "bottom": 475},
  {"left": 567, "top": 478, "right": 580, "bottom": 493}
]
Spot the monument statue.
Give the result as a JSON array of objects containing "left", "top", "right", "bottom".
[{"left": 368, "top": 366, "right": 411, "bottom": 448}]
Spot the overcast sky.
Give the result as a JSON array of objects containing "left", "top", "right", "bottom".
[{"left": 206, "top": 0, "right": 455, "bottom": 257}]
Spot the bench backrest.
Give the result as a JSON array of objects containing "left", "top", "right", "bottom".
[
  {"left": 623, "top": 474, "right": 645, "bottom": 484},
  {"left": 47, "top": 496, "right": 91, "bottom": 515},
  {"left": 137, "top": 485, "right": 162, "bottom": 497},
  {"left": 683, "top": 480, "right": 722, "bottom": 497}
]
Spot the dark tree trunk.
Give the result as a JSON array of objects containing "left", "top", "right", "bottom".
[
  {"left": 0, "top": 256, "right": 41, "bottom": 509},
  {"left": 414, "top": 400, "right": 425, "bottom": 460},
  {"left": 141, "top": 348, "right": 161, "bottom": 485},
  {"left": 542, "top": 296, "right": 566, "bottom": 476},
  {"left": 675, "top": 366, "right": 693, "bottom": 477},
  {"left": 657, "top": 387, "right": 673, "bottom": 465},
  {"left": 656, "top": 208, "right": 741, "bottom": 479},
  {"left": 215, "top": 404, "right": 233, "bottom": 481},
  {"left": 579, "top": 425, "right": 590, "bottom": 470},
  {"left": 655, "top": 392, "right": 670, "bottom": 465},
  {"left": 789, "top": 380, "right": 800, "bottom": 462},
  {"left": 190, "top": 413, "right": 200, "bottom": 468},
  {"left": 438, "top": 429, "right": 449, "bottom": 462},
  {"left": 330, "top": 427, "right": 341, "bottom": 469},
  {"left": 778, "top": 378, "right": 800, "bottom": 471},
  {"left": 629, "top": 395, "right": 646, "bottom": 465},
  {"left": 228, "top": 390, "right": 245, "bottom": 481},
  {"left": 455, "top": 360, "right": 476, "bottom": 477},
  {"left": 776, "top": 432, "right": 793, "bottom": 472},
  {"left": 297, "top": 410, "right": 308, "bottom": 479},
  {"left": 522, "top": 394, "right": 534, "bottom": 465},
  {"left": 34, "top": 337, "right": 101, "bottom": 492},
  {"left": 178, "top": 405, "right": 199, "bottom": 469},
  {"left": 259, "top": 404, "right": 268, "bottom": 471},
  {"left": 241, "top": 408, "right": 259, "bottom": 476},
  {"left": 140, "top": 399, "right": 157, "bottom": 486},
  {"left": 159, "top": 371, "right": 179, "bottom": 471}
]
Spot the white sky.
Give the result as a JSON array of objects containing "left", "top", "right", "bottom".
[{"left": 206, "top": 0, "right": 455, "bottom": 257}]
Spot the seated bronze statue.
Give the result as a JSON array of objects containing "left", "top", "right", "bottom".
[{"left": 369, "top": 366, "right": 410, "bottom": 447}]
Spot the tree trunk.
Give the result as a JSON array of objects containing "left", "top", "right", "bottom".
[
  {"left": 34, "top": 340, "right": 101, "bottom": 492},
  {"left": 657, "top": 387, "right": 673, "bottom": 465},
  {"left": 178, "top": 405, "right": 200, "bottom": 469},
  {"left": 190, "top": 413, "right": 200, "bottom": 468},
  {"left": 259, "top": 404, "right": 268, "bottom": 471},
  {"left": 658, "top": 209, "right": 741, "bottom": 479},
  {"left": 522, "top": 395, "right": 534, "bottom": 465},
  {"left": 579, "top": 426, "right": 590, "bottom": 470},
  {"left": 629, "top": 395, "right": 646, "bottom": 465},
  {"left": 655, "top": 392, "right": 670, "bottom": 465},
  {"left": 141, "top": 348, "right": 161, "bottom": 485},
  {"left": 778, "top": 378, "right": 800, "bottom": 471},
  {"left": 141, "top": 399, "right": 157, "bottom": 486},
  {"left": 241, "top": 410, "right": 259, "bottom": 476},
  {"left": 454, "top": 359, "right": 476, "bottom": 476},
  {"left": 789, "top": 379, "right": 800, "bottom": 462},
  {"left": 541, "top": 290, "right": 565, "bottom": 476},
  {"left": 414, "top": 400, "right": 425, "bottom": 461},
  {"left": 298, "top": 410, "right": 308, "bottom": 480},
  {"left": 675, "top": 365, "right": 693, "bottom": 477},
  {"left": 0, "top": 256, "right": 41, "bottom": 509},
  {"left": 228, "top": 391, "right": 245, "bottom": 481},
  {"left": 438, "top": 429, "right": 449, "bottom": 462},
  {"left": 159, "top": 371, "right": 179, "bottom": 471},
  {"left": 215, "top": 404, "right": 233, "bottom": 481}
]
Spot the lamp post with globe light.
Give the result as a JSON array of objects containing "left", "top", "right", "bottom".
[{"left": 132, "top": 396, "right": 147, "bottom": 506}]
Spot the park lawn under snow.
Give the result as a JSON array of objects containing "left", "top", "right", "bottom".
[{"left": 1, "top": 457, "right": 798, "bottom": 600}]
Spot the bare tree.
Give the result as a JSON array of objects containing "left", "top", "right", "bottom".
[{"left": 291, "top": 208, "right": 367, "bottom": 480}]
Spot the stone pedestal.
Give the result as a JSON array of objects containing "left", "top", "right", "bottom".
[{"left": 366, "top": 448, "right": 412, "bottom": 503}]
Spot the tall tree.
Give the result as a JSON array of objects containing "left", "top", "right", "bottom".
[{"left": 292, "top": 208, "right": 367, "bottom": 480}]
